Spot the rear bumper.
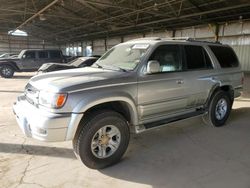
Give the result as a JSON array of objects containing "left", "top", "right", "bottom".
[{"left": 13, "top": 95, "right": 83, "bottom": 142}]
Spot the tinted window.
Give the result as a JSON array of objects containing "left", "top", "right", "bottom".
[
  {"left": 49, "top": 51, "right": 61, "bottom": 58},
  {"left": 38, "top": 51, "right": 48, "bottom": 59},
  {"left": 184, "top": 45, "right": 212, "bottom": 70},
  {"left": 78, "top": 59, "right": 97, "bottom": 67},
  {"left": 23, "top": 51, "right": 36, "bottom": 59},
  {"left": 86, "top": 59, "right": 97, "bottom": 66},
  {"left": 209, "top": 46, "right": 239, "bottom": 68},
  {"left": 149, "top": 45, "right": 182, "bottom": 72}
]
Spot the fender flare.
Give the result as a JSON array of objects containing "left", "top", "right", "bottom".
[
  {"left": 205, "top": 83, "right": 234, "bottom": 108},
  {"left": 0, "top": 61, "right": 19, "bottom": 71},
  {"left": 73, "top": 96, "right": 139, "bottom": 126}
]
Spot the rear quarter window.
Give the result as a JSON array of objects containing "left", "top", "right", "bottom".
[{"left": 209, "top": 46, "right": 239, "bottom": 68}]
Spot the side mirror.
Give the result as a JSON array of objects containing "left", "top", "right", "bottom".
[{"left": 146, "top": 60, "right": 160, "bottom": 74}]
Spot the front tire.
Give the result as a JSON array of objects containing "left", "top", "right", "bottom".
[
  {"left": 73, "top": 110, "right": 130, "bottom": 169},
  {"left": 0, "top": 65, "right": 14, "bottom": 78},
  {"left": 203, "top": 90, "right": 232, "bottom": 127}
]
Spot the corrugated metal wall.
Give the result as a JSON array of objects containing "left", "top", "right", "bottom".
[
  {"left": 0, "top": 32, "right": 63, "bottom": 55},
  {"left": 64, "top": 20, "right": 250, "bottom": 71}
]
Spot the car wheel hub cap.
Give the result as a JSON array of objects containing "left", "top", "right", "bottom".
[
  {"left": 91, "top": 125, "right": 121, "bottom": 159},
  {"left": 215, "top": 98, "right": 228, "bottom": 120},
  {"left": 2, "top": 68, "right": 11, "bottom": 76}
]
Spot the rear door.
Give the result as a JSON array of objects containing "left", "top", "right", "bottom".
[
  {"left": 37, "top": 51, "right": 49, "bottom": 67},
  {"left": 48, "top": 50, "right": 63, "bottom": 63},
  {"left": 181, "top": 45, "right": 215, "bottom": 108}
]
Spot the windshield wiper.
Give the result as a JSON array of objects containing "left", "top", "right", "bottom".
[
  {"left": 94, "top": 63, "right": 128, "bottom": 72},
  {"left": 105, "top": 65, "right": 128, "bottom": 72},
  {"left": 94, "top": 63, "right": 103, "bottom": 69}
]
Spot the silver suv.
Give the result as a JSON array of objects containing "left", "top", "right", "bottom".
[{"left": 13, "top": 38, "right": 243, "bottom": 169}]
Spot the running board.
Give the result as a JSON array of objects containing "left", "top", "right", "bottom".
[{"left": 135, "top": 110, "right": 206, "bottom": 133}]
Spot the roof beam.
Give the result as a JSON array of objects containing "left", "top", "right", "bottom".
[
  {"left": 59, "top": 2, "right": 250, "bottom": 42},
  {"left": 187, "top": 0, "right": 203, "bottom": 12},
  {"left": 76, "top": 0, "right": 109, "bottom": 17},
  {"left": 54, "top": 0, "right": 182, "bottom": 35},
  {"left": 15, "top": 0, "right": 60, "bottom": 30}
]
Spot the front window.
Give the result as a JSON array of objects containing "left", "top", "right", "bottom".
[
  {"left": 94, "top": 43, "right": 150, "bottom": 71},
  {"left": 23, "top": 51, "right": 36, "bottom": 59}
]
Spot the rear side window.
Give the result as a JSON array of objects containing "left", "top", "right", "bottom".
[
  {"left": 38, "top": 51, "right": 48, "bottom": 59},
  {"left": 209, "top": 46, "right": 239, "bottom": 68},
  {"left": 184, "top": 45, "right": 212, "bottom": 70},
  {"left": 49, "top": 51, "right": 61, "bottom": 58}
]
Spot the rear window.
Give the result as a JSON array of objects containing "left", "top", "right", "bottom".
[
  {"left": 209, "top": 46, "right": 239, "bottom": 68},
  {"left": 49, "top": 51, "right": 61, "bottom": 58},
  {"left": 184, "top": 45, "right": 212, "bottom": 70}
]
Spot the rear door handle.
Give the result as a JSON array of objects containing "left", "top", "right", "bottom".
[{"left": 176, "top": 80, "right": 184, "bottom": 84}]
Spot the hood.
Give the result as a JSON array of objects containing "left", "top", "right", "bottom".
[
  {"left": 0, "top": 57, "right": 20, "bottom": 61},
  {"left": 29, "top": 67, "right": 129, "bottom": 92}
]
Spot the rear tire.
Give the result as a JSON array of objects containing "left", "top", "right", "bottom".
[
  {"left": 73, "top": 110, "right": 130, "bottom": 169},
  {"left": 203, "top": 90, "right": 232, "bottom": 127},
  {"left": 0, "top": 65, "right": 14, "bottom": 78}
]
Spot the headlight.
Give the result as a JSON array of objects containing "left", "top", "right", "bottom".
[{"left": 38, "top": 91, "right": 67, "bottom": 108}]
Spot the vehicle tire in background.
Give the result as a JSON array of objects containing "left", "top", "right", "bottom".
[
  {"left": 73, "top": 110, "right": 130, "bottom": 169},
  {"left": 0, "top": 65, "right": 14, "bottom": 78},
  {"left": 203, "top": 90, "right": 232, "bottom": 127}
]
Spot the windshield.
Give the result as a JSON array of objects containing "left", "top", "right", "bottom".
[
  {"left": 94, "top": 43, "right": 150, "bottom": 71},
  {"left": 0, "top": 54, "right": 6, "bottom": 58},
  {"left": 18, "top": 50, "right": 25, "bottom": 59}
]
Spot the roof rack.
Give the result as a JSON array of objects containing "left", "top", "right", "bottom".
[
  {"left": 127, "top": 37, "right": 161, "bottom": 42},
  {"left": 127, "top": 37, "right": 221, "bottom": 45},
  {"left": 165, "top": 37, "right": 190, "bottom": 40},
  {"left": 165, "top": 37, "right": 222, "bottom": 44}
]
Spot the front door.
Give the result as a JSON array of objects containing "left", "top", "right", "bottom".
[
  {"left": 137, "top": 44, "right": 188, "bottom": 123},
  {"left": 21, "top": 51, "right": 39, "bottom": 70}
]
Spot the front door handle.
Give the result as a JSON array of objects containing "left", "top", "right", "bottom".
[{"left": 176, "top": 80, "right": 184, "bottom": 84}]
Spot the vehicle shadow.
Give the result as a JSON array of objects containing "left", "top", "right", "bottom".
[
  {"left": 99, "top": 107, "right": 250, "bottom": 187},
  {"left": 0, "top": 143, "right": 76, "bottom": 159},
  {"left": 12, "top": 75, "right": 34, "bottom": 79},
  {"left": 0, "top": 90, "right": 23, "bottom": 94}
]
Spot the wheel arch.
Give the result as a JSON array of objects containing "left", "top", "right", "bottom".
[
  {"left": 205, "top": 84, "right": 234, "bottom": 108},
  {"left": 75, "top": 97, "right": 138, "bottom": 126},
  {"left": 0, "top": 61, "right": 19, "bottom": 71}
]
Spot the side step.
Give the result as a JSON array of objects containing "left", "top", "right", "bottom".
[{"left": 136, "top": 110, "right": 206, "bottom": 133}]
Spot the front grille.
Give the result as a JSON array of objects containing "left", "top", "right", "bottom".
[{"left": 24, "top": 83, "right": 39, "bottom": 106}]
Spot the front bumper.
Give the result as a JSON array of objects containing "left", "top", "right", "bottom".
[{"left": 13, "top": 95, "right": 83, "bottom": 142}]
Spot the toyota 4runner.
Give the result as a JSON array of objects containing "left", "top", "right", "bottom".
[{"left": 13, "top": 38, "right": 243, "bottom": 169}]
